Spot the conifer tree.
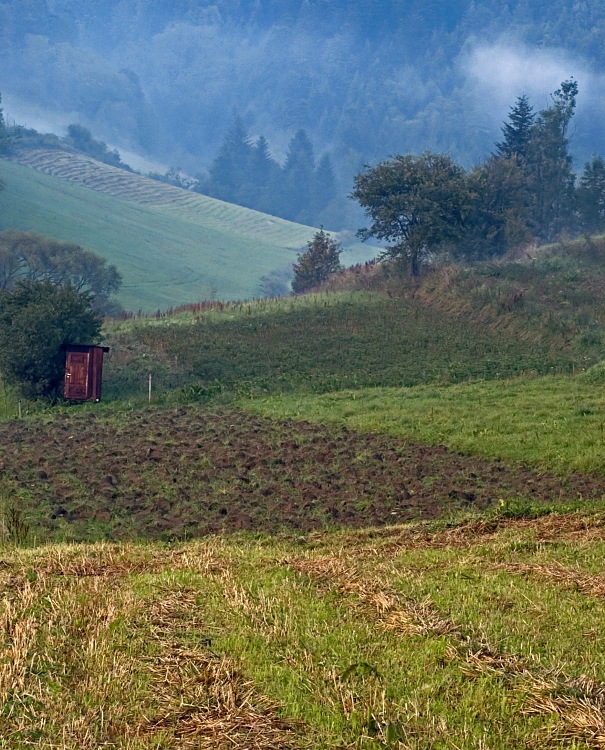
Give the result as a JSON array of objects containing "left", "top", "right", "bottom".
[
  {"left": 208, "top": 116, "right": 254, "bottom": 205},
  {"left": 292, "top": 229, "right": 342, "bottom": 293},
  {"left": 496, "top": 94, "right": 535, "bottom": 160},
  {"left": 250, "top": 135, "right": 280, "bottom": 215},
  {"left": 577, "top": 155, "right": 605, "bottom": 235},
  {"left": 280, "top": 129, "right": 316, "bottom": 222},
  {"left": 0, "top": 93, "right": 9, "bottom": 201},
  {"left": 310, "top": 153, "right": 337, "bottom": 216},
  {"left": 462, "top": 155, "right": 532, "bottom": 260}
]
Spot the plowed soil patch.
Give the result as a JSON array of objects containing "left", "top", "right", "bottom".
[{"left": 1, "top": 406, "right": 604, "bottom": 541}]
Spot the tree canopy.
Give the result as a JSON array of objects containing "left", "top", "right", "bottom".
[
  {"left": 0, "top": 231, "right": 122, "bottom": 315},
  {"left": 351, "top": 152, "right": 471, "bottom": 276},
  {"left": 292, "top": 229, "right": 342, "bottom": 293},
  {"left": 0, "top": 279, "right": 102, "bottom": 400}
]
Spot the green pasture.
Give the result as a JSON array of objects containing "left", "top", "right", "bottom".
[
  {"left": 243, "top": 372, "right": 605, "bottom": 475},
  {"left": 101, "top": 290, "right": 595, "bottom": 403},
  {"left": 0, "top": 159, "right": 373, "bottom": 311},
  {"left": 3, "top": 520, "right": 605, "bottom": 748}
]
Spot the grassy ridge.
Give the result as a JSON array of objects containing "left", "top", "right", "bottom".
[
  {"left": 102, "top": 290, "right": 594, "bottom": 403},
  {"left": 0, "top": 157, "right": 373, "bottom": 311}
]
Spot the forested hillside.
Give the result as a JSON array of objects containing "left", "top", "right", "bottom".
[{"left": 2, "top": 0, "right": 605, "bottom": 197}]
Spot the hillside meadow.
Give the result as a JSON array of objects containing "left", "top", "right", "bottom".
[
  {"left": 0, "top": 155, "right": 373, "bottom": 311},
  {"left": 3, "top": 244, "right": 605, "bottom": 746}
]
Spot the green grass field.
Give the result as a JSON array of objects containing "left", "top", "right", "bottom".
[
  {"left": 243, "top": 373, "right": 605, "bottom": 475},
  {"left": 4, "top": 214, "right": 605, "bottom": 746},
  {"left": 0, "top": 157, "right": 373, "bottom": 311},
  {"left": 100, "top": 289, "right": 598, "bottom": 404}
]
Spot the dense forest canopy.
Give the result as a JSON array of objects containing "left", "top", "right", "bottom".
[{"left": 2, "top": 1, "right": 605, "bottom": 229}]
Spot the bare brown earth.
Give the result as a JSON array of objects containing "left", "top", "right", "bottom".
[{"left": 0, "top": 406, "right": 604, "bottom": 542}]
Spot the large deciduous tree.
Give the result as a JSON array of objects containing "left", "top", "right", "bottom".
[
  {"left": 0, "top": 231, "right": 122, "bottom": 315},
  {"left": 461, "top": 155, "right": 532, "bottom": 260},
  {"left": 351, "top": 152, "right": 471, "bottom": 276},
  {"left": 0, "top": 279, "right": 102, "bottom": 400}
]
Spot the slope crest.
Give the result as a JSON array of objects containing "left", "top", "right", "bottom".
[{"left": 8, "top": 148, "right": 315, "bottom": 245}]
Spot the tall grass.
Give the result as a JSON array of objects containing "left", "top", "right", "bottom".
[{"left": 101, "top": 291, "right": 591, "bottom": 403}]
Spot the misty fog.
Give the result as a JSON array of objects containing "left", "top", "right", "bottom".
[{"left": 2, "top": 0, "right": 605, "bottom": 221}]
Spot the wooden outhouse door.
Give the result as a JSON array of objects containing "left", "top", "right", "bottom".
[
  {"left": 64, "top": 345, "right": 109, "bottom": 401},
  {"left": 64, "top": 350, "right": 90, "bottom": 399}
]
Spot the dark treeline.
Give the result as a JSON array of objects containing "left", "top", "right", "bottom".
[
  {"left": 3, "top": 0, "right": 605, "bottom": 220},
  {"left": 469, "top": 78, "right": 605, "bottom": 252},
  {"left": 153, "top": 120, "right": 338, "bottom": 226}
]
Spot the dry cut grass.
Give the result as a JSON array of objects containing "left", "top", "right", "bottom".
[
  {"left": 0, "top": 542, "right": 304, "bottom": 750},
  {"left": 3, "top": 513, "right": 605, "bottom": 748}
]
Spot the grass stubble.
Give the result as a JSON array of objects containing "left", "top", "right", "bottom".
[{"left": 3, "top": 513, "right": 605, "bottom": 748}]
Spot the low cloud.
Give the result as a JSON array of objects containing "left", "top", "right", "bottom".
[
  {"left": 458, "top": 38, "right": 605, "bottom": 161},
  {"left": 461, "top": 40, "right": 586, "bottom": 115}
]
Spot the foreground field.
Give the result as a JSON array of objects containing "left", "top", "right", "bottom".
[
  {"left": 3, "top": 512, "right": 605, "bottom": 748},
  {"left": 1, "top": 403, "right": 604, "bottom": 544}
]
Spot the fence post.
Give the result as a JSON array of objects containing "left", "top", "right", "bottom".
[{"left": 148, "top": 373, "right": 152, "bottom": 403}]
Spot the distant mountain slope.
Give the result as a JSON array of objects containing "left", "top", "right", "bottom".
[
  {"left": 0, "top": 153, "right": 373, "bottom": 311},
  {"left": 3, "top": 0, "right": 604, "bottom": 178}
]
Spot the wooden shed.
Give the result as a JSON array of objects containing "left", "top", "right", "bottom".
[{"left": 64, "top": 344, "right": 110, "bottom": 402}]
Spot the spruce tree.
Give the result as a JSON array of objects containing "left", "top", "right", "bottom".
[
  {"left": 577, "top": 155, "right": 605, "bottom": 235},
  {"left": 310, "top": 153, "right": 337, "bottom": 218},
  {"left": 281, "top": 129, "right": 316, "bottom": 223},
  {"left": 208, "top": 116, "right": 254, "bottom": 205},
  {"left": 0, "top": 93, "right": 9, "bottom": 201},
  {"left": 496, "top": 94, "right": 535, "bottom": 160},
  {"left": 250, "top": 135, "right": 280, "bottom": 215}
]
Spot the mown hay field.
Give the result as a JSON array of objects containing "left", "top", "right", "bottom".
[
  {"left": 0, "top": 156, "right": 372, "bottom": 311},
  {"left": 3, "top": 513, "right": 605, "bottom": 748}
]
